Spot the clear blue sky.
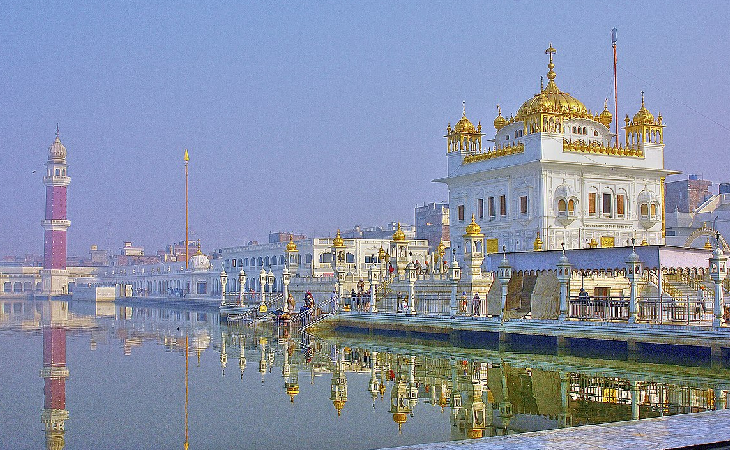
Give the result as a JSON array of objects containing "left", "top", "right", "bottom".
[{"left": 1, "top": 1, "right": 728, "bottom": 257}]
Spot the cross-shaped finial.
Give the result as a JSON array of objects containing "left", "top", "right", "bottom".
[{"left": 545, "top": 43, "right": 556, "bottom": 62}]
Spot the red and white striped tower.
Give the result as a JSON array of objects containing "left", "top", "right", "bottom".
[{"left": 41, "top": 127, "right": 71, "bottom": 295}]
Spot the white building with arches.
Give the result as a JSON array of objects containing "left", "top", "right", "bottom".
[{"left": 437, "top": 44, "right": 677, "bottom": 266}]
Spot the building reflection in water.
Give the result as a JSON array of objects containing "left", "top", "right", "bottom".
[{"left": 2, "top": 297, "right": 728, "bottom": 447}]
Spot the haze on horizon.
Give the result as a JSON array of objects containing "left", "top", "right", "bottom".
[{"left": 1, "top": 1, "right": 728, "bottom": 258}]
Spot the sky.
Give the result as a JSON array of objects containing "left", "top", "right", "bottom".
[{"left": 1, "top": 1, "right": 729, "bottom": 258}]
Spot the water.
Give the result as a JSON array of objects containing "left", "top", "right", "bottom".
[{"left": 1, "top": 298, "right": 729, "bottom": 450}]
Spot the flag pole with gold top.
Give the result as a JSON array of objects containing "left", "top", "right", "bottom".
[{"left": 184, "top": 149, "right": 189, "bottom": 269}]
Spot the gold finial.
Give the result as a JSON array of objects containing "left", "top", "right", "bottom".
[
  {"left": 705, "top": 238, "right": 713, "bottom": 250},
  {"left": 55, "top": 123, "right": 60, "bottom": 139},
  {"left": 494, "top": 104, "right": 507, "bottom": 131},
  {"left": 599, "top": 98, "right": 613, "bottom": 128},
  {"left": 286, "top": 235, "right": 298, "bottom": 252},
  {"left": 195, "top": 239, "right": 202, "bottom": 255},
  {"left": 641, "top": 90, "right": 645, "bottom": 107},
  {"left": 464, "top": 214, "right": 482, "bottom": 236},
  {"left": 184, "top": 148, "right": 189, "bottom": 162},
  {"left": 545, "top": 43, "right": 556, "bottom": 81},
  {"left": 392, "top": 223, "right": 406, "bottom": 242},
  {"left": 333, "top": 229, "right": 345, "bottom": 248},
  {"left": 437, "top": 241, "right": 446, "bottom": 258},
  {"left": 462, "top": 100, "right": 466, "bottom": 117},
  {"left": 533, "top": 232, "right": 543, "bottom": 251}
]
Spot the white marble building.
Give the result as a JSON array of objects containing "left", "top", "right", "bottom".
[{"left": 437, "top": 44, "right": 677, "bottom": 267}]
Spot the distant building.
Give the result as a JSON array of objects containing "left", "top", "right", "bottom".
[
  {"left": 415, "top": 202, "right": 450, "bottom": 250},
  {"left": 269, "top": 232, "right": 307, "bottom": 244},
  {"left": 89, "top": 245, "right": 109, "bottom": 266},
  {"left": 341, "top": 223, "right": 416, "bottom": 240},
  {"left": 665, "top": 175, "right": 712, "bottom": 213}
]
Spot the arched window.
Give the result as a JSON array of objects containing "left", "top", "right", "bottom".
[
  {"left": 567, "top": 199, "right": 575, "bottom": 215},
  {"left": 650, "top": 203, "right": 657, "bottom": 217},
  {"left": 558, "top": 199, "right": 567, "bottom": 215},
  {"left": 640, "top": 203, "right": 649, "bottom": 217},
  {"left": 279, "top": 255, "right": 285, "bottom": 265}
]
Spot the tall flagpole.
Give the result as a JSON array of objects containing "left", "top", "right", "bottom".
[
  {"left": 612, "top": 28, "right": 619, "bottom": 147},
  {"left": 184, "top": 149, "right": 189, "bottom": 269},
  {"left": 184, "top": 335, "right": 189, "bottom": 450}
]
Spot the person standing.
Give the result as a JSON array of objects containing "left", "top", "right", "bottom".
[{"left": 472, "top": 293, "right": 481, "bottom": 317}]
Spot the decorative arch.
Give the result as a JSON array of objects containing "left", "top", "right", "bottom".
[{"left": 684, "top": 225, "right": 730, "bottom": 252}]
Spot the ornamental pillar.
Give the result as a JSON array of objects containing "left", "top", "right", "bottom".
[
  {"left": 368, "top": 264, "right": 379, "bottom": 313},
  {"left": 449, "top": 254, "right": 462, "bottom": 317},
  {"left": 220, "top": 269, "right": 228, "bottom": 306},
  {"left": 238, "top": 269, "right": 246, "bottom": 305}
]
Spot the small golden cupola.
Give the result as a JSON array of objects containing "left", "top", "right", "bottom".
[
  {"left": 464, "top": 214, "right": 482, "bottom": 236},
  {"left": 286, "top": 236, "right": 298, "bottom": 252},
  {"left": 392, "top": 223, "right": 406, "bottom": 242},
  {"left": 624, "top": 91, "right": 664, "bottom": 147},
  {"left": 598, "top": 99, "right": 613, "bottom": 128},
  {"left": 333, "top": 229, "right": 345, "bottom": 248},
  {"left": 446, "top": 101, "right": 483, "bottom": 153},
  {"left": 493, "top": 105, "right": 507, "bottom": 131}
]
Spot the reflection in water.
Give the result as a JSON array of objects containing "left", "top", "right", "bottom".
[{"left": 0, "top": 298, "right": 729, "bottom": 449}]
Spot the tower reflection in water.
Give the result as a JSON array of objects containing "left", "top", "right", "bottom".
[{"left": 14, "top": 300, "right": 730, "bottom": 447}]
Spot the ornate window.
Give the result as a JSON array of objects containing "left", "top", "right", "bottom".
[{"left": 520, "top": 195, "right": 528, "bottom": 215}]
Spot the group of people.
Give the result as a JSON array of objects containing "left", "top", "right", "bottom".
[
  {"left": 350, "top": 279, "right": 371, "bottom": 312},
  {"left": 459, "top": 292, "right": 482, "bottom": 316}
]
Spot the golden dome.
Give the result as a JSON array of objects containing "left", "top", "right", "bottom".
[
  {"left": 392, "top": 223, "right": 406, "bottom": 242},
  {"left": 632, "top": 92, "right": 655, "bottom": 125},
  {"left": 598, "top": 99, "right": 613, "bottom": 128},
  {"left": 493, "top": 105, "right": 507, "bottom": 131},
  {"left": 705, "top": 238, "right": 713, "bottom": 250},
  {"left": 454, "top": 101, "right": 477, "bottom": 133},
  {"left": 333, "top": 400, "right": 345, "bottom": 416},
  {"left": 286, "top": 236, "right": 298, "bottom": 252},
  {"left": 464, "top": 214, "right": 482, "bottom": 236},
  {"left": 333, "top": 229, "right": 345, "bottom": 248},
  {"left": 392, "top": 412, "right": 408, "bottom": 432},
  {"left": 516, "top": 44, "right": 589, "bottom": 120}
]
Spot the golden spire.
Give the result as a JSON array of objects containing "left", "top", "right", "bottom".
[
  {"left": 545, "top": 43, "right": 557, "bottom": 83},
  {"left": 333, "top": 229, "right": 345, "bottom": 248},
  {"left": 195, "top": 239, "right": 202, "bottom": 256},
  {"left": 437, "top": 241, "right": 446, "bottom": 258},
  {"left": 464, "top": 214, "right": 482, "bottom": 236},
  {"left": 632, "top": 91, "right": 655, "bottom": 125},
  {"left": 184, "top": 148, "right": 189, "bottom": 162},
  {"left": 392, "top": 223, "right": 406, "bottom": 241},
  {"left": 705, "top": 238, "right": 713, "bottom": 250},
  {"left": 533, "top": 232, "right": 543, "bottom": 251}
]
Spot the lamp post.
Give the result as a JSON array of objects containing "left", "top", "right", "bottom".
[
  {"left": 267, "top": 269, "right": 275, "bottom": 308},
  {"left": 282, "top": 266, "right": 291, "bottom": 313},
  {"left": 220, "top": 268, "right": 228, "bottom": 306},
  {"left": 449, "top": 248, "right": 461, "bottom": 317},
  {"left": 259, "top": 268, "right": 267, "bottom": 311},
  {"left": 709, "top": 232, "right": 727, "bottom": 328},
  {"left": 497, "top": 248, "right": 512, "bottom": 321},
  {"left": 625, "top": 239, "right": 641, "bottom": 323},
  {"left": 406, "top": 262, "right": 416, "bottom": 315},
  {"left": 368, "top": 263, "right": 379, "bottom": 313},
  {"left": 556, "top": 243, "right": 571, "bottom": 321},
  {"left": 238, "top": 269, "right": 246, "bottom": 306}
]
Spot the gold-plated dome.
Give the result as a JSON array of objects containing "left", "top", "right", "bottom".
[
  {"left": 393, "top": 412, "right": 408, "bottom": 432},
  {"left": 464, "top": 214, "right": 482, "bottom": 236},
  {"left": 705, "top": 238, "right": 713, "bottom": 250},
  {"left": 493, "top": 105, "right": 507, "bottom": 131},
  {"left": 632, "top": 92, "right": 654, "bottom": 125},
  {"left": 515, "top": 44, "right": 589, "bottom": 120},
  {"left": 598, "top": 99, "right": 613, "bottom": 128},
  {"left": 286, "top": 236, "right": 298, "bottom": 252},
  {"left": 454, "top": 101, "right": 477, "bottom": 133},
  {"left": 333, "top": 229, "right": 345, "bottom": 248},
  {"left": 392, "top": 223, "right": 406, "bottom": 242}
]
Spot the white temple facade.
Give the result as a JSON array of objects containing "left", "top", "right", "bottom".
[{"left": 437, "top": 44, "right": 677, "bottom": 266}]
